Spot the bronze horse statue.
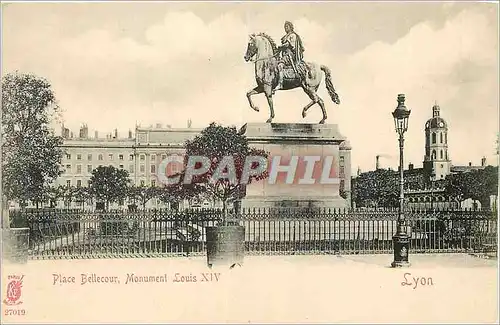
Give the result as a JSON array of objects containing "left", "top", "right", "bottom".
[{"left": 244, "top": 33, "right": 340, "bottom": 124}]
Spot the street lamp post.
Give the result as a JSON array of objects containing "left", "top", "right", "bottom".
[
  {"left": 391, "top": 94, "right": 411, "bottom": 268},
  {"left": 430, "top": 169, "right": 436, "bottom": 211}
]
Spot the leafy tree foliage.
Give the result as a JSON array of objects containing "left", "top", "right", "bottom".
[
  {"left": 1, "top": 73, "right": 64, "bottom": 209},
  {"left": 157, "top": 182, "right": 204, "bottom": 209},
  {"left": 127, "top": 185, "right": 160, "bottom": 210},
  {"left": 445, "top": 166, "right": 498, "bottom": 208},
  {"left": 178, "top": 123, "right": 269, "bottom": 213},
  {"left": 351, "top": 168, "right": 399, "bottom": 208},
  {"left": 73, "top": 186, "right": 92, "bottom": 209},
  {"left": 89, "top": 166, "right": 130, "bottom": 210}
]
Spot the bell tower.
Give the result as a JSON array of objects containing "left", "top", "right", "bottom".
[{"left": 423, "top": 102, "right": 451, "bottom": 180}]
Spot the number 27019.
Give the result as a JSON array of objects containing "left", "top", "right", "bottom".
[{"left": 4, "top": 309, "right": 26, "bottom": 316}]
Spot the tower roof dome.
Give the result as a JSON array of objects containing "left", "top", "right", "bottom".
[{"left": 425, "top": 103, "right": 447, "bottom": 129}]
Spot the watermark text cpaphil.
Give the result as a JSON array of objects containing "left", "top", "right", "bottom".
[{"left": 157, "top": 155, "right": 341, "bottom": 185}]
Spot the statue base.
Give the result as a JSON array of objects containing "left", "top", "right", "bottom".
[{"left": 239, "top": 122, "right": 351, "bottom": 210}]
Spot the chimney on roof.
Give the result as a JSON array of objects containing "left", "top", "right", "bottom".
[
  {"left": 94, "top": 131, "right": 98, "bottom": 139},
  {"left": 187, "top": 119, "right": 192, "bottom": 128},
  {"left": 409, "top": 163, "right": 414, "bottom": 170},
  {"left": 481, "top": 156, "right": 486, "bottom": 167},
  {"left": 70, "top": 131, "right": 74, "bottom": 138},
  {"left": 128, "top": 130, "right": 133, "bottom": 139},
  {"left": 79, "top": 124, "right": 88, "bottom": 138},
  {"left": 61, "top": 125, "right": 70, "bottom": 139},
  {"left": 469, "top": 161, "right": 472, "bottom": 167},
  {"left": 156, "top": 123, "right": 162, "bottom": 129},
  {"left": 113, "top": 129, "right": 118, "bottom": 139}
]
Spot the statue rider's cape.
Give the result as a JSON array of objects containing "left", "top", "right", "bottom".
[{"left": 281, "top": 31, "right": 305, "bottom": 64}]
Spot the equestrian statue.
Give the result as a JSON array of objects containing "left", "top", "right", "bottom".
[{"left": 244, "top": 21, "right": 341, "bottom": 124}]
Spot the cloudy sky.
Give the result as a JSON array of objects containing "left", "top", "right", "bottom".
[{"left": 2, "top": 1, "right": 498, "bottom": 172}]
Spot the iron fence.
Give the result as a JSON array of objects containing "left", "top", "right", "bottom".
[{"left": 9, "top": 207, "right": 498, "bottom": 259}]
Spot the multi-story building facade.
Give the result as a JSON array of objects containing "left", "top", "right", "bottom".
[{"left": 56, "top": 123, "right": 201, "bottom": 208}]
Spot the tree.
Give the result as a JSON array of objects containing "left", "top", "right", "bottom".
[
  {"left": 89, "top": 166, "right": 130, "bottom": 210},
  {"left": 445, "top": 166, "right": 498, "bottom": 208},
  {"left": 73, "top": 186, "right": 92, "bottom": 210},
  {"left": 177, "top": 123, "right": 268, "bottom": 219},
  {"left": 45, "top": 185, "right": 62, "bottom": 208},
  {"left": 1, "top": 73, "right": 64, "bottom": 212},
  {"left": 58, "top": 185, "right": 77, "bottom": 208},
  {"left": 351, "top": 169, "right": 399, "bottom": 208},
  {"left": 157, "top": 182, "right": 204, "bottom": 210},
  {"left": 127, "top": 185, "right": 159, "bottom": 210}
]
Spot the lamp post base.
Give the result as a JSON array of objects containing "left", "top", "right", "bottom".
[{"left": 391, "top": 232, "right": 411, "bottom": 268}]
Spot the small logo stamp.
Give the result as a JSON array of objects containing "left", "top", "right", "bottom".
[{"left": 3, "top": 275, "right": 24, "bottom": 306}]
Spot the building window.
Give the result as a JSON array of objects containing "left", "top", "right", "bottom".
[
  {"left": 161, "top": 154, "right": 166, "bottom": 160},
  {"left": 446, "top": 151, "right": 448, "bottom": 160},
  {"left": 440, "top": 150, "right": 443, "bottom": 159},
  {"left": 66, "top": 180, "right": 71, "bottom": 187},
  {"left": 431, "top": 150, "right": 436, "bottom": 160},
  {"left": 339, "top": 166, "right": 345, "bottom": 177},
  {"left": 119, "top": 164, "right": 124, "bottom": 169},
  {"left": 140, "top": 164, "right": 145, "bottom": 173},
  {"left": 339, "top": 157, "right": 345, "bottom": 167},
  {"left": 445, "top": 133, "right": 447, "bottom": 144},
  {"left": 129, "top": 165, "right": 134, "bottom": 173},
  {"left": 66, "top": 164, "right": 72, "bottom": 171},
  {"left": 77, "top": 154, "right": 82, "bottom": 160},
  {"left": 151, "top": 180, "right": 156, "bottom": 187},
  {"left": 432, "top": 132, "right": 436, "bottom": 144},
  {"left": 440, "top": 133, "right": 443, "bottom": 144},
  {"left": 151, "top": 165, "right": 156, "bottom": 173},
  {"left": 151, "top": 154, "right": 156, "bottom": 161},
  {"left": 140, "top": 180, "right": 145, "bottom": 186},
  {"left": 76, "top": 180, "right": 82, "bottom": 187},
  {"left": 140, "top": 155, "right": 145, "bottom": 161},
  {"left": 87, "top": 154, "right": 92, "bottom": 161},
  {"left": 98, "top": 154, "right": 103, "bottom": 161},
  {"left": 129, "top": 154, "right": 134, "bottom": 161},
  {"left": 119, "top": 154, "right": 124, "bottom": 161},
  {"left": 87, "top": 165, "right": 93, "bottom": 173},
  {"left": 66, "top": 154, "right": 71, "bottom": 160},
  {"left": 76, "top": 165, "right": 82, "bottom": 174},
  {"left": 108, "top": 154, "right": 113, "bottom": 160}
]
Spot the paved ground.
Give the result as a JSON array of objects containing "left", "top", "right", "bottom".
[{"left": 1, "top": 253, "right": 498, "bottom": 324}]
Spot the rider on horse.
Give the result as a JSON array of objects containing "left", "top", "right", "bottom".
[{"left": 275, "top": 21, "right": 306, "bottom": 91}]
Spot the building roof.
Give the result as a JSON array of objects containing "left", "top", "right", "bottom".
[{"left": 450, "top": 165, "right": 487, "bottom": 173}]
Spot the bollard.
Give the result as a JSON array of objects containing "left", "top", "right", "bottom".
[{"left": 2, "top": 228, "right": 30, "bottom": 264}]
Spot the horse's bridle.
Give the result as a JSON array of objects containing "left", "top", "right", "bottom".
[{"left": 250, "top": 53, "right": 280, "bottom": 63}]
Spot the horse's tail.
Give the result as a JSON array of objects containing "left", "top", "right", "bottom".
[{"left": 320, "top": 65, "right": 340, "bottom": 105}]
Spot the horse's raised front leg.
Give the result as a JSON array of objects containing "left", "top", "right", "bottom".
[
  {"left": 246, "top": 86, "right": 262, "bottom": 112},
  {"left": 264, "top": 86, "right": 275, "bottom": 123},
  {"left": 302, "top": 101, "right": 315, "bottom": 118}
]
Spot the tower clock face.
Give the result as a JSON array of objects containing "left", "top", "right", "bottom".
[{"left": 439, "top": 122, "right": 444, "bottom": 127}]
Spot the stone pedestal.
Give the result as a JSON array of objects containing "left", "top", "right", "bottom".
[
  {"left": 2, "top": 228, "right": 30, "bottom": 264},
  {"left": 206, "top": 226, "right": 245, "bottom": 267},
  {"left": 240, "top": 123, "right": 351, "bottom": 209}
]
